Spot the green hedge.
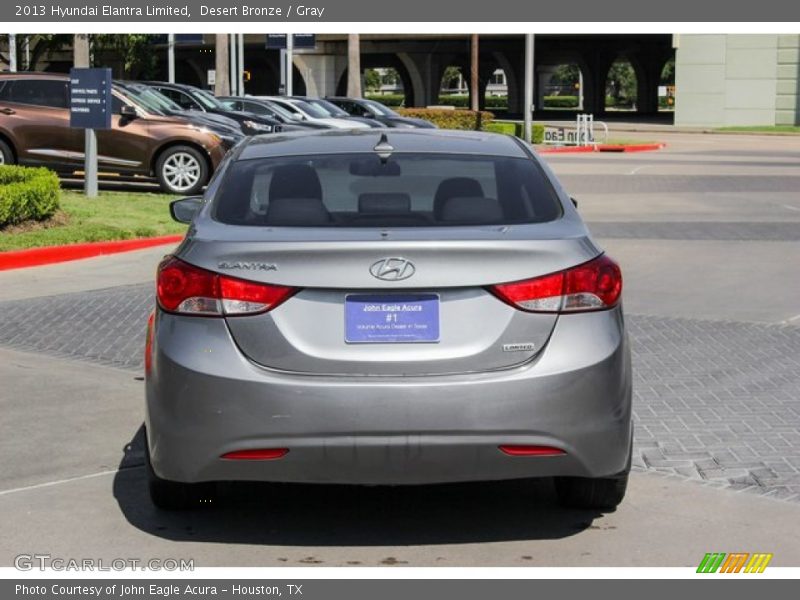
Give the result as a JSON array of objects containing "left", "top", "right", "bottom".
[
  {"left": 0, "top": 165, "right": 61, "bottom": 228},
  {"left": 365, "top": 93, "right": 405, "bottom": 107},
  {"left": 395, "top": 108, "right": 494, "bottom": 130},
  {"left": 543, "top": 95, "right": 579, "bottom": 108},
  {"left": 481, "top": 121, "right": 545, "bottom": 144}
]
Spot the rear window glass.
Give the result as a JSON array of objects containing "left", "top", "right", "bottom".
[{"left": 213, "top": 153, "right": 562, "bottom": 228}]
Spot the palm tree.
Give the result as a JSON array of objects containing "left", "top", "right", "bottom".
[
  {"left": 74, "top": 34, "right": 90, "bottom": 68},
  {"left": 470, "top": 34, "right": 479, "bottom": 112},
  {"left": 347, "top": 34, "right": 362, "bottom": 97}
]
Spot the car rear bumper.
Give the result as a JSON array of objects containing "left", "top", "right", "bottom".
[{"left": 146, "top": 307, "right": 632, "bottom": 485}]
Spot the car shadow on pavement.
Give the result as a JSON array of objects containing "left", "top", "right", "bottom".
[{"left": 114, "top": 425, "right": 604, "bottom": 546}]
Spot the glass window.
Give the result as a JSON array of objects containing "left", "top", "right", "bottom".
[
  {"left": 5, "top": 79, "right": 68, "bottom": 108},
  {"left": 213, "top": 153, "right": 562, "bottom": 228},
  {"left": 158, "top": 88, "right": 199, "bottom": 110}
]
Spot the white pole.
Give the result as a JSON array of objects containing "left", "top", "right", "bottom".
[
  {"left": 237, "top": 34, "right": 245, "bottom": 95},
  {"left": 279, "top": 48, "right": 286, "bottom": 95},
  {"left": 286, "top": 34, "right": 293, "bottom": 97},
  {"left": 523, "top": 34, "right": 534, "bottom": 144},
  {"left": 9, "top": 33, "right": 17, "bottom": 72},
  {"left": 167, "top": 33, "right": 175, "bottom": 83},
  {"left": 229, "top": 33, "right": 236, "bottom": 95}
]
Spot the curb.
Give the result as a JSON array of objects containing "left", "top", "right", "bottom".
[
  {"left": 0, "top": 234, "right": 184, "bottom": 272},
  {"left": 539, "top": 143, "right": 666, "bottom": 154}
]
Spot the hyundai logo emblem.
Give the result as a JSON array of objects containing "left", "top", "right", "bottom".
[{"left": 369, "top": 257, "right": 416, "bottom": 281}]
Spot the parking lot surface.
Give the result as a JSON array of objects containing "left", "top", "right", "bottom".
[{"left": 1, "top": 131, "right": 799, "bottom": 566}]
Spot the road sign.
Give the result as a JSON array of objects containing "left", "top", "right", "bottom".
[
  {"left": 69, "top": 68, "right": 112, "bottom": 129},
  {"left": 266, "top": 34, "right": 316, "bottom": 49}
]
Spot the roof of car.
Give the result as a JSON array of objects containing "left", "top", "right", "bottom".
[{"left": 237, "top": 128, "right": 529, "bottom": 160}]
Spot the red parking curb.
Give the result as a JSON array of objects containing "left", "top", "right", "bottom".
[
  {"left": 539, "top": 143, "right": 665, "bottom": 154},
  {"left": 0, "top": 234, "right": 185, "bottom": 271}
]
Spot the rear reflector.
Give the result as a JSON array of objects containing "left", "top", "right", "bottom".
[
  {"left": 499, "top": 445, "right": 566, "bottom": 456},
  {"left": 489, "top": 254, "right": 622, "bottom": 313},
  {"left": 220, "top": 448, "right": 289, "bottom": 461},
  {"left": 157, "top": 256, "right": 297, "bottom": 317}
]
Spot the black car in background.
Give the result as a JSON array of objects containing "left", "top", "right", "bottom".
[
  {"left": 326, "top": 97, "right": 436, "bottom": 128},
  {"left": 216, "top": 96, "right": 328, "bottom": 130},
  {"left": 143, "top": 81, "right": 282, "bottom": 135}
]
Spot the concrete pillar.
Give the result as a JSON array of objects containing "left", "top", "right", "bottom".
[{"left": 292, "top": 54, "right": 345, "bottom": 97}]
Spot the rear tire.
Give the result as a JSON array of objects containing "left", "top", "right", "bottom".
[
  {"left": 0, "top": 139, "right": 15, "bottom": 165},
  {"left": 155, "top": 145, "right": 208, "bottom": 195},
  {"left": 145, "top": 439, "right": 217, "bottom": 510},
  {"left": 554, "top": 473, "right": 628, "bottom": 510}
]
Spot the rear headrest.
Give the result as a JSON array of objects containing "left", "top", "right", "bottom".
[
  {"left": 269, "top": 164, "right": 322, "bottom": 201},
  {"left": 266, "top": 197, "right": 331, "bottom": 226},
  {"left": 439, "top": 197, "right": 504, "bottom": 224},
  {"left": 358, "top": 193, "right": 411, "bottom": 213},
  {"left": 434, "top": 177, "right": 485, "bottom": 219}
]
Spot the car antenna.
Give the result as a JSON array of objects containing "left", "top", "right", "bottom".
[{"left": 373, "top": 133, "right": 394, "bottom": 163}]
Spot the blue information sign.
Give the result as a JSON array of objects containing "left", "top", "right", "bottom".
[
  {"left": 69, "top": 68, "right": 112, "bottom": 129},
  {"left": 266, "top": 34, "right": 316, "bottom": 49}
]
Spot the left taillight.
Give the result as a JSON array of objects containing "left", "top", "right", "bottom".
[
  {"left": 156, "top": 256, "right": 297, "bottom": 316},
  {"left": 489, "top": 254, "right": 622, "bottom": 313}
]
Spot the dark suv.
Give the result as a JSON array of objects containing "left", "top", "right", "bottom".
[{"left": 0, "top": 73, "right": 231, "bottom": 194}]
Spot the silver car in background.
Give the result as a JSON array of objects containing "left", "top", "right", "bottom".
[{"left": 145, "top": 129, "right": 632, "bottom": 510}]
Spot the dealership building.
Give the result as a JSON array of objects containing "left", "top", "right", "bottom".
[{"left": 2, "top": 33, "right": 798, "bottom": 127}]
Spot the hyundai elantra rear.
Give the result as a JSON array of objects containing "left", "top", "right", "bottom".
[{"left": 145, "top": 129, "right": 632, "bottom": 510}]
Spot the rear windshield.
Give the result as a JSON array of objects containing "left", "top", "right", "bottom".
[{"left": 213, "top": 153, "right": 563, "bottom": 228}]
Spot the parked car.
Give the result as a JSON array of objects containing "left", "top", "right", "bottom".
[
  {"left": 327, "top": 96, "right": 437, "bottom": 129},
  {"left": 146, "top": 129, "right": 632, "bottom": 510},
  {"left": 117, "top": 81, "right": 245, "bottom": 141},
  {"left": 216, "top": 96, "right": 328, "bottom": 131},
  {"left": 143, "top": 82, "right": 282, "bottom": 136},
  {"left": 292, "top": 96, "right": 383, "bottom": 128},
  {"left": 257, "top": 96, "right": 372, "bottom": 129},
  {"left": 0, "top": 73, "right": 230, "bottom": 194}
]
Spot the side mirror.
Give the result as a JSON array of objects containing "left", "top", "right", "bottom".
[
  {"left": 170, "top": 196, "right": 204, "bottom": 224},
  {"left": 570, "top": 197, "right": 578, "bottom": 209},
  {"left": 290, "top": 113, "right": 303, "bottom": 121},
  {"left": 120, "top": 105, "right": 138, "bottom": 119},
  {"left": 362, "top": 111, "right": 375, "bottom": 119}
]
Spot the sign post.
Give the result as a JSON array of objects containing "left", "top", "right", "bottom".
[
  {"left": 266, "top": 35, "right": 316, "bottom": 96},
  {"left": 69, "top": 68, "right": 112, "bottom": 198}
]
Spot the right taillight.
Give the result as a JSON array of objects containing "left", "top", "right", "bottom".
[
  {"left": 156, "top": 256, "right": 297, "bottom": 316},
  {"left": 489, "top": 254, "right": 622, "bottom": 313}
]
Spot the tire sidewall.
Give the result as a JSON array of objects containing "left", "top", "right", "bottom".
[
  {"left": 0, "top": 139, "right": 15, "bottom": 165},
  {"left": 156, "top": 145, "right": 209, "bottom": 195}
]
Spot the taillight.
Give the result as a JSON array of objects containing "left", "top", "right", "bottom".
[
  {"left": 489, "top": 254, "right": 622, "bottom": 313},
  {"left": 156, "top": 256, "right": 297, "bottom": 316}
]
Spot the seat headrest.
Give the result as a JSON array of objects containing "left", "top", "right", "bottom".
[
  {"left": 439, "top": 196, "right": 504, "bottom": 224},
  {"left": 358, "top": 193, "right": 411, "bottom": 213},
  {"left": 265, "top": 197, "right": 331, "bottom": 226},
  {"left": 434, "top": 177, "right": 485, "bottom": 219},
  {"left": 269, "top": 164, "right": 322, "bottom": 201}
]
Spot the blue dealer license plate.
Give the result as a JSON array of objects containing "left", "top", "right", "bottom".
[{"left": 345, "top": 294, "right": 440, "bottom": 344}]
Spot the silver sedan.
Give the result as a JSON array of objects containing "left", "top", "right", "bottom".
[{"left": 145, "top": 129, "right": 632, "bottom": 510}]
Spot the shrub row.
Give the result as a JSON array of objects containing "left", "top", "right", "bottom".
[
  {"left": 365, "top": 93, "right": 405, "bottom": 107},
  {"left": 543, "top": 95, "right": 579, "bottom": 108},
  {"left": 0, "top": 165, "right": 61, "bottom": 228},
  {"left": 395, "top": 108, "right": 495, "bottom": 130},
  {"left": 481, "top": 121, "right": 545, "bottom": 144}
]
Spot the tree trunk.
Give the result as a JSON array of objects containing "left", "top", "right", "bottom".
[
  {"left": 470, "top": 34, "right": 479, "bottom": 113},
  {"left": 73, "top": 34, "right": 90, "bottom": 68},
  {"left": 214, "top": 34, "right": 230, "bottom": 96},
  {"left": 347, "top": 34, "right": 362, "bottom": 98}
]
